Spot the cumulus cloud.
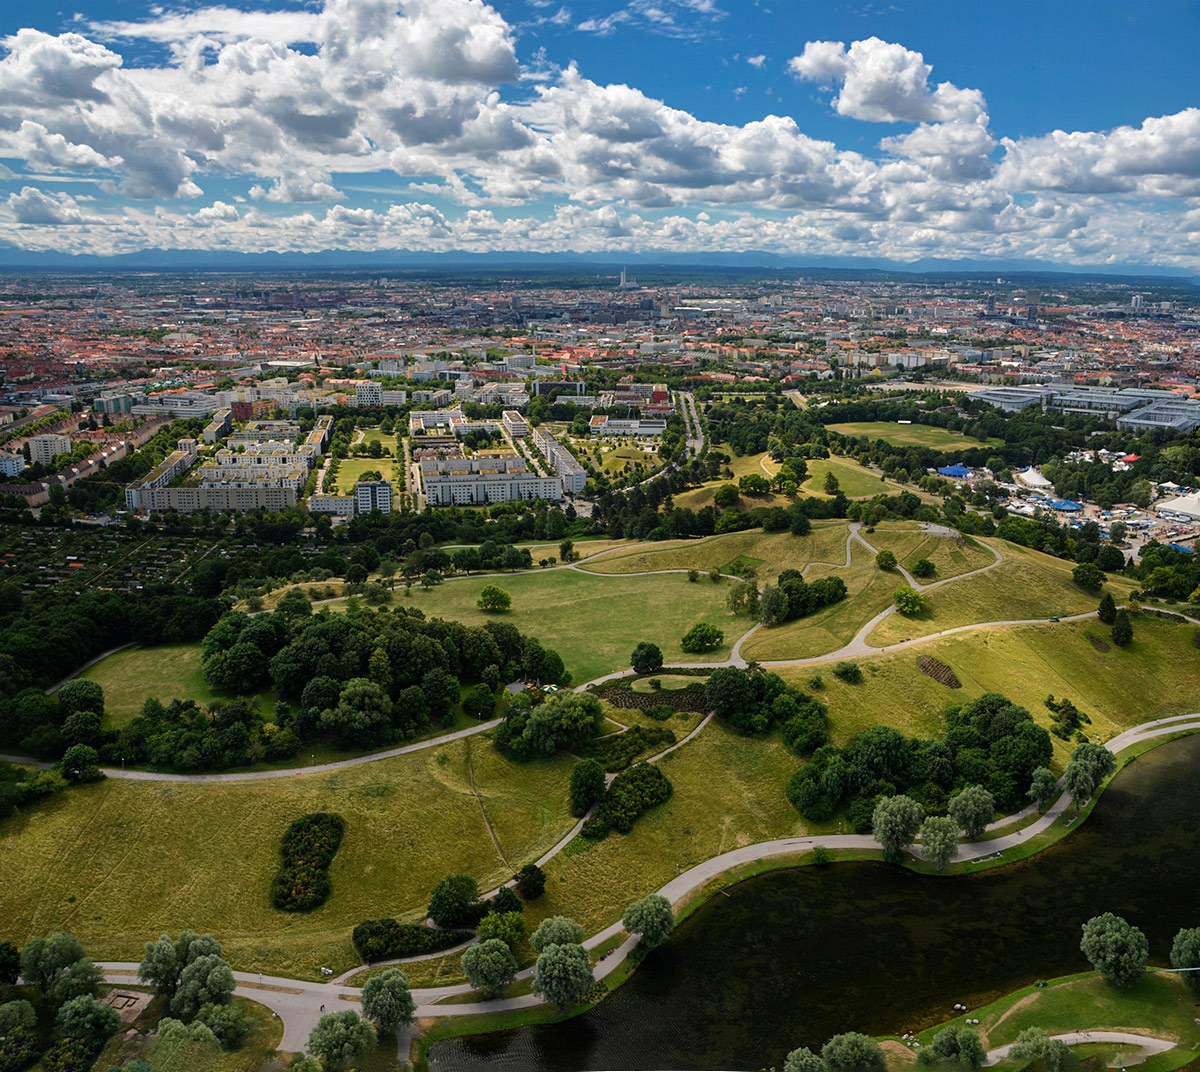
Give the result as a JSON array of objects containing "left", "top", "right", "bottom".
[
  {"left": 789, "top": 36, "right": 986, "bottom": 125},
  {"left": 6, "top": 186, "right": 93, "bottom": 224}
]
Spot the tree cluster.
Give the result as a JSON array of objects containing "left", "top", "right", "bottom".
[
  {"left": 705, "top": 667, "right": 828, "bottom": 745},
  {"left": 271, "top": 813, "right": 346, "bottom": 912},
  {"left": 494, "top": 692, "right": 604, "bottom": 761},
  {"left": 581, "top": 763, "right": 673, "bottom": 839}
]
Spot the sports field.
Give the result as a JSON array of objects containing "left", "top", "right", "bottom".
[{"left": 827, "top": 421, "right": 1003, "bottom": 451}]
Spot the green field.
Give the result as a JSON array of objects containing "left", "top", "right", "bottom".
[
  {"left": 827, "top": 421, "right": 1003, "bottom": 452},
  {"left": 79, "top": 644, "right": 275, "bottom": 727},
  {"left": 580, "top": 523, "right": 850, "bottom": 585},
  {"left": 673, "top": 452, "right": 792, "bottom": 512},
  {"left": 0, "top": 738, "right": 575, "bottom": 978},
  {"left": 802, "top": 456, "right": 909, "bottom": 499},
  {"left": 391, "top": 568, "right": 737, "bottom": 681},
  {"left": 867, "top": 527, "right": 999, "bottom": 581},
  {"left": 866, "top": 542, "right": 1140, "bottom": 646},
  {"left": 331, "top": 454, "right": 399, "bottom": 494}
]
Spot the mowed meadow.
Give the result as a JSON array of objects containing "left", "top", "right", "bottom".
[{"left": 0, "top": 738, "right": 575, "bottom": 978}]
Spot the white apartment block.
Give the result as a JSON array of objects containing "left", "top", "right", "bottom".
[
  {"left": 421, "top": 456, "right": 562, "bottom": 506},
  {"left": 588, "top": 416, "right": 668, "bottom": 437},
  {"left": 355, "top": 382, "right": 383, "bottom": 406},
  {"left": 28, "top": 434, "right": 72, "bottom": 466},
  {"left": 531, "top": 427, "right": 587, "bottom": 495},
  {"left": 124, "top": 439, "right": 199, "bottom": 511},
  {"left": 129, "top": 485, "right": 298, "bottom": 514},
  {"left": 308, "top": 494, "right": 357, "bottom": 516},
  {"left": 356, "top": 480, "right": 393, "bottom": 514},
  {"left": 0, "top": 453, "right": 27, "bottom": 477},
  {"left": 502, "top": 410, "right": 529, "bottom": 438}
]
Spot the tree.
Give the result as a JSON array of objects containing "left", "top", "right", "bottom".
[
  {"left": 62, "top": 710, "right": 103, "bottom": 748},
  {"left": 822, "top": 1031, "right": 886, "bottom": 1072},
  {"left": 713, "top": 483, "right": 740, "bottom": 508},
  {"left": 1073, "top": 741, "right": 1117, "bottom": 785},
  {"left": 1080, "top": 912, "right": 1149, "bottom": 987},
  {"left": 785, "top": 1047, "right": 826, "bottom": 1072},
  {"left": 704, "top": 666, "right": 756, "bottom": 721},
  {"left": 1097, "top": 592, "right": 1117, "bottom": 624},
  {"left": 918, "top": 815, "right": 959, "bottom": 871},
  {"left": 1109, "top": 520, "right": 1128, "bottom": 543},
  {"left": 531, "top": 943, "right": 594, "bottom": 1009},
  {"left": 476, "top": 911, "right": 525, "bottom": 950},
  {"left": 60, "top": 744, "right": 102, "bottom": 783},
  {"left": 622, "top": 894, "right": 675, "bottom": 950},
  {"left": 893, "top": 586, "right": 927, "bottom": 616},
  {"left": 138, "top": 935, "right": 181, "bottom": 995},
  {"left": 1062, "top": 760, "right": 1096, "bottom": 815},
  {"left": 489, "top": 886, "right": 523, "bottom": 916},
  {"left": 523, "top": 693, "right": 604, "bottom": 754},
  {"left": 680, "top": 622, "right": 724, "bottom": 653},
  {"left": 1008, "top": 1028, "right": 1071, "bottom": 1072},
  {"left": 171, "top": 953, "right": 235, "bottom": 1019},
  {"left": 630, "top": 642, "right": 664, "bottom": 674},
  {"left": 361, "top": 968, "right": 415, "bottom": 1033},
  {"left": 461, "top": 939, "right": 519, "bottom": 997},
  {"left": 20, "top": 933, "right": 100, "bottom": 1009},
  {"left": 823, "top": 471, "right": 841, "bottom": 495},
  {"left": 57, "top": 679, "right": 104, "bottom": 719},
  {"left": 919, "top": 1025, "right": 986, "bottom": 1069},
  {"left": 55, "top": 993, "right": 120, "bottom": 1040},
  {"left": 453, "top": 548, "right": 481, "bottom": 575},
  {"left": 530, "top": 916, "right": 585, "bottom": 952},
  {"left": 428, "top": 875, "right": 480, "bottom": 928},
  {"left": 759, "top": 584, "right": 790, "bottom": 627},
  {"left": 1027, "top": 767, "right": 1058, "bottom": 812},
  {"left": 515, "top": 863, "right": 547, "bottom": 901},
  {"left": 1111, "top": 608, "right": 1133, "bottom": 646},
  {"left": 477, "top": 585, "right": 512, "bottom": 612},
  {"left": 871, "top": 795, "right": 925, "bottom": 863},
  {"left": 307, "top": 1010, "right": 377, "bottom": 1069},
  {"left": 569, "top": 759, "right": 607, "bottom": 817},
  {"left": 875, "top": 550, "right": 897, "bottom": 571},
  {"left": 1072, "top": 562, "right": 1106, "bottom": 592},
  {"left": 559, "top": 539, "right": 575, "bottom": 563},
  {"left": 912, "top": 558, "right": 936, "bottom": 579},
  {"left": 0, "top": 941, "right": 19, "bottom": 986},
  {"left": 948, "top": 784, "right": 995, "bottom": 840},
  {"left": 1170, "top": 927, "right": 1200, "bottom": 993}
]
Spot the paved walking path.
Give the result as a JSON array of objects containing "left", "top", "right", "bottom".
[{"left": 984, "top": 1031, "right": 1176, "bottom": 1066}]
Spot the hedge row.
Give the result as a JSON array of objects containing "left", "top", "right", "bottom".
[
  {"left": 271, "top": 813, "right": 346, "bottom": 912},
  {"left": 584, "top": 725, "right": 677, "bottom": 772},
  {"left": 352, "top": 919, "right": 474, "bottom": 962},
  {"left": 581, "top": 763, "right": 673, "bottom": 839}
]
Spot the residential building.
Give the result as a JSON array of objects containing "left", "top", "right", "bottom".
[
  {"left": 502, "top": 410, "right": 529, "bottom": 438},
  {"left": 531, "top": 426, "right": 587, "bottom": 495},
  {"left": 28, "top": 434, "right": 73, "bottom": 466},
  {"left": 356, "top": 480, "right": 393, "bottom": 514},
  {"left": 421, "top": 456, "right": 562, "bottom": 505},
  {"left": 0, "top": 453, "right": 26, "bottom": 477},
  {"left": 355, "top": 381, "right": 383, "bottom": 406}
]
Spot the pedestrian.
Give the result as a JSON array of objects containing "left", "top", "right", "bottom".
[{"left": 320, "top": 1003, "right": 325, "bottom": 1013}]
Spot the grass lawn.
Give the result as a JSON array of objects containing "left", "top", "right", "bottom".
[
  {"left": 921, "top": 970, "right": 1200, "bottom": 1061},
  {"left": 827, "top": 421, "right": 1003, "bottom": 452},
  {"left": 739, "top": 539, "right": 897, "bottom": 661},
  {"left": 579, "top": 523, "right": 850, "bottom": 585},
  {"left": 673, "top": 452, "right": 791, "bottom": 512},
  {"left": 0, "top": 738, "right": 575, "bottom": 978},
  {"left": 802, "top": 456, "right": 907, "bottom": 499},
  {"left": 778, "top": 616, "right": 1200, "bottom": 759},
  {"left": 79, "top": 643, "right": 275, "bottom": 727},
  {"left": 331, "top": 453, "right": 399, "bottom": 494},
  {"left": 390, "top": 568, "right": 737, "bottom": 682},
  {"left": 92, "top": 994, "right": 284, "bottom": 1071},
  {"left": 525, "top": 719, "right": 805, "bottom": 938},
  {"left": 629, "top": 674, "right": 705, "bottom": 693},
  {"left": 866, "top": 542, "right": 1139, "bottom": 646}
]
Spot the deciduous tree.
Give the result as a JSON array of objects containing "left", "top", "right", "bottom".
[
  {"left": 1080, "top": 912, "right": 1148, "bottom": 988},
  {"left": 871, "top": 795, "right": 925, "bottom": 863},
  {"left": 461, "top": 939, "right": 519, "bottom": 997},
  {"left": 531, "top": 943, "right": 594, "bottom": 1009},
  {"left": 1170, "top": 927, "right": 1200, "bottom": 993},
  {"left": 361, "top": 968, "right": 415, "bottom": 1033},
  {"left": 948, "top": 784, "right": 995, "bottom": 840},
  {"left": 622, "top": 894, "right": 675, "bottom": 950},
  {"left": 530, "top": 916, "right": 584, "bottom": 953},
  {"left": 918, "top": 815, "right": 959, "bottom": 871},
  {"left": 307, "top": 1010, "right": 376, "bottom": 1069},
  {"left": 822, "top": 1031, "right": 886, "bottom": 1072}
]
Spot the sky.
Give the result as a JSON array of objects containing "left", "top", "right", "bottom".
[{"left": 0, "top": 0, "right": 1197, "bottom": 268}]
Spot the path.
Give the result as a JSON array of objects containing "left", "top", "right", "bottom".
[
  {"left": 92, "top": 711, "right": 1200, "bottom": 1055},
  {"left": 984, "top": 1032, "right": 1175, "bottom": 1066}
]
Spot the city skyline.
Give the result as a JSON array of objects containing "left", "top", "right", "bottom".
[{"left": 0, "top": 0, "right": 1197, "bottom": 269}]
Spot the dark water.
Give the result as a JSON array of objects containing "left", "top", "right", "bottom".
[{"left": 430, "top": 735, "right": 1200, "bottom": 1072}]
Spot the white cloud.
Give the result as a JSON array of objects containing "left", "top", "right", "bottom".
[
  {"left": 5, "top": 185, "right": 94, "bottom": 224},
  {"left": 746, "top": 54, "right": 766, "bottom": 68},
  {"left": 789, "top": 36, "right": 986, "bottom": 125}
]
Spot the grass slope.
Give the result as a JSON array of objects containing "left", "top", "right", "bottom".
[
  {"left": 80, "top": 644, "right": 274, "bottom": 728},
  {"left": 780, "top": 616, "right": 1200, "bottom": 758},
  {"left": 827, "top": 421, "right": 1002, "bottom": 451},
  {"left": 866, "top": 542, "right": 1139, "bottom": 646},
  {"left": 0, "top": 740, "right": 575, "bottom": 978},
  {"left": 393, "top": 569, "right": 735, "bottom": 681},
  {"left": 802, "top": 457, "right": 906, "bottom": 499}
]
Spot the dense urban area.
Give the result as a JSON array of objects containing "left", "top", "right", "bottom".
[{"left": 2, "top": 267, "right": 1200, "bottom": 1072}]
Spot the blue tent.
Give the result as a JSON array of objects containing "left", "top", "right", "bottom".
[
  {"left": 937, "top": 463, "right": 972, "bottom": 479},
  {"left": 1047, "top": 499, "right": 1082, "bottom": 512}
]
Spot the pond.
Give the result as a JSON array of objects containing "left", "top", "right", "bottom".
[{"left": 429, "top": 734, "right": 1200, "bottom": 1071}]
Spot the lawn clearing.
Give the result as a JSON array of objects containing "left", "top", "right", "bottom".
[
  {"left": 629, "top": 674, "right": 706, "bottom": 693},
  {"left": 391, "top": 568, "right": 736, "bottom": 681},
  {"left": 802, "top": 456, "right": 905, "bottom": 499},
  {"left": 827, "top": 421, "right": 1003, "bottom": 452},
  {"left": 331, "top": 453, "right": 399, "bottom": 494},
  {"left": 79, "top": 643, "right": 275, "bottom": 727},
  {"left": 0, "top": 738, "right": 575, "bottom": 978},
  {"left": 579, "top": 523, "right": 850, "bottom": 585},
  {"left": 524, "top": 718, "right": 805, "bottom": 938},
  {"left": 865, "top": 542, "right": 1139, "bottom": 646}
]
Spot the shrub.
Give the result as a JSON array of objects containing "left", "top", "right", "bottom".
[
  {"left": 583, "top": 726, "right": 676, "bottom": 771},
  {"left": 912, "top": 558, "right": 936, "bottom": 579},
  {"left": 514, "top": 864, "right": 546, "bottom": 901},
  {"left": 875, "top": 550, "right": 897, "bottom": 571},
  {"left": 351, "top": 919, "right": 474, "bottom": 962},
  {"left": 582, "top": 763, "right": 672, "bottom": 839},
  {"left": 679, "top": 622, "right": 724, "bottom": 653},
  {"left": 271, "top": 813, "right": 345, "bottom": 911},
  {"left": 831, "top": 662, "right": 862, "bottom": 684}
]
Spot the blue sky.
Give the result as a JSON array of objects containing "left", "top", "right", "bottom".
[{"left": 0, "top": 0, "right": 1197, "bottom": 266}]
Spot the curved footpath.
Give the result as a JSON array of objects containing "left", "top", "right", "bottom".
[
  {"left": 94, "top": 711, "right": 1200, "bottom": 1057},
  {"left": 984, "top": 1031, "right": 1176, "bottom": 1066}
]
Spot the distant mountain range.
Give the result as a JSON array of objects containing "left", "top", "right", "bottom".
[{"left": 0, "top": 246, "right": 1195, "bottom": 286}]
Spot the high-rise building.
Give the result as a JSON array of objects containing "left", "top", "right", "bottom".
[
  {"left": 356, "top": 480, "right": 393, "bottom": 514},
  {"left": 28, "top": 434, "right": 72, "bottom": 467}
]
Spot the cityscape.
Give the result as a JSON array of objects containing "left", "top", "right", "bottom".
[{"left": 1, "top": 1, "right": 1199, "bottom": 1071}]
